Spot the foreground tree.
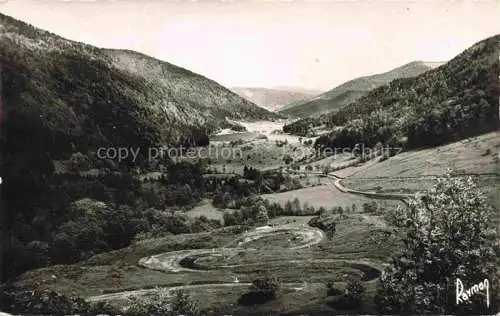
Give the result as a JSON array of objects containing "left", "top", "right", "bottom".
[{"left": 375, "top": 171, "right": 499, "bottom": 314}]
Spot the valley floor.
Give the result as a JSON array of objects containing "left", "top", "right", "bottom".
[{"left": 8, "top": 129, "right": 499, "bottom": 315}]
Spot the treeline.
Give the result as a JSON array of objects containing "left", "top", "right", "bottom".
[
  {"left": 283, "top": 117, "right": 326, "bottom": 137},
  {"left": 222, "top": 197, "right": 320, "bottom": 226},
  {"left": 208, "top": 168, "right": 298, "bottom": 208}
]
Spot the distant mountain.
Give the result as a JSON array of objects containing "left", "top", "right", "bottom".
[
  {"left": 280, "top": 61, "right": 445, "bottom": 117},
  {"left": 230, "top": 87, "right": 323, "bottom": 112}
]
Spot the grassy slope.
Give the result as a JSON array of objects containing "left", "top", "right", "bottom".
[
  {"left": 262, "top": 180, "right": 402, "bottom": 210},
  {"left": 346, "top": 132, "right": 500, "bottom": 179},
  {"left": 339, "top": 132, "right": 500, "bottom": 209}
]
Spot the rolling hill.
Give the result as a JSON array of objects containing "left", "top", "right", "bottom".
[
  {"left": 230, "top": 87, "right": 323, "bottom": 112},
  {"left": 280, "top": 61, "right": 444, "bottom": 118}
]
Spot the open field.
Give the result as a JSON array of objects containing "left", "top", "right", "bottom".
[
  {"left": 261, "top": 178, "right": 403, "bottom": 210},
  {"left": 335, "top": 132, "right": 500, "bottom": 209},
  {"left": 185, "top": 199, "right": 234, "bottom": 222},
  {"left": 302, "top": 152, "right": 355, "bottom": 170},
  {"left": 179, "top": 139, "right": 315, "bottom": 174},
  {"left": 347, "top": 132, "right": 500, "bottom": 179}
]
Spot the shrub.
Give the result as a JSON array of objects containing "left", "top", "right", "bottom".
[
  {"left": 326, "top": 278, "right": 365, "bottom": 310},
  {"left": 344, "top": 278, "right": 365, "bottom": 305},
  {"left": 375, "top": 171, "right": 499, "bottom": 314},
  {"left": 362, "top": 201, "right": 378, "bottom": 213},
  {"left": 238, "top": 275, "right": 280, "bottom": 305},
  {"left": 169, "top": 289, "right": 200, "bottom": 316},
  {"left": 326, "top": 280, "right": 343, "bottom": 296}
]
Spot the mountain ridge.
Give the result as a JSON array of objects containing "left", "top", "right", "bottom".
[
  {"left": 284, "top": 34, "right": 500, "bottom": 152},
  {"left": 280, "top": 60, "right": 445, "bottom": 118},
  {"left": 0, "top": 12, "right": 276, "bottom": 145},
  {"left": 230, "top": 87, "right": 323, "bottom": 112}
]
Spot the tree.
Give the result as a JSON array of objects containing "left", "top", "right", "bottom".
[
  {"left": 69, "top": 152, "right": 91, "bottom": 172},
  {"left": 238, "top": 275, "right": 280, "bottom": 306},
  {"left": 255, "top": 205, "right": 269, "bottom": 225},
  {"left": 345, "top": 278, "right": 365, "bottom": 304},
  {"left": 321, "top": 164, "right": 331, "bottom": 175},
  {"left": 283, "top": 154, "right": 293, "bottom": 165},
  {"left": 250, "top": 275, "right": 280, "bottom": 300},
  {"left": 292, "top": 198, "right": 301, "bottom": 213},
  {"left": 170, "top": 290, "right": 200, "bottom": 316},
  {"left": 375, "top": 171, "right": 499, "bottom": 314}
]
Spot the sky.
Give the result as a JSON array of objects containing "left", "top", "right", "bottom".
[{"left": 1, "top": 0, "right": 499, "bottom": 91}]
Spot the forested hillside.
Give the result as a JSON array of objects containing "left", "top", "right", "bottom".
[
  {"left": 285, "top": 35, "right": 499, "bottom": 151},
  {"left": 0, "top": 12, "right": 273, "bottom": 281},
  {"left": 280, "top": 61, "right": 442, "bottom": 117}
]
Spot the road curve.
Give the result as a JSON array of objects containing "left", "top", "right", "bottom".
[
  {"left": 138, "top": 223, "right": 325, "bottom": 273},
  {"left": 87, "top": 163, "right": 401, "bottom": 304},
  {"left": 327, "top": 174, "right": 412, "bottom": 204},
  {"left": 86, "top": 223, "right": 384, "bottom": 303}
]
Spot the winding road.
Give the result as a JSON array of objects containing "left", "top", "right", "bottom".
[
  {"left": 87, "top": 222, "right": 383, "bottom": 303},
  {"left": 86, "top": 161, "right": 411, "bottom": 305}
]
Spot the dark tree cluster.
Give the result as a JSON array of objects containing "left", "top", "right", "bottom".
[
  {"left": 282, "top": 117, "right": 326, "bottom": 137},
  {"left": 1, "top": 161, "right": 207, "bottom": 281},
  {"left": 243, "top": 165, "right": 261, "bottom": 181},
  {"left": 238, "top": 275, "right": 280, "bottom": 306},
  {"left": 222, "top": 197, "right": 320, "bottom": 227}
]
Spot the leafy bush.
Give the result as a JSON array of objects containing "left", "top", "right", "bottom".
[
  {"left": 239, "top": 275, "right": 280, "bottom": 305},
  {"left": 326, "top": 278, "right": 365, "bottom": 310},
  {"left": 375, "top": 171, "right": 499, "bottom": 314},
  {"left": 325, "top": 280, "right": 343, "bottom": 296},
  {"left": 362, "top": 201, "right": 378, "bottom": 213},
  {"left": 344, "top": 278, "right": 365, "bottom": 305},
  {"left": 308, "top": 216, "right": 336, "bottom": 235}
]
